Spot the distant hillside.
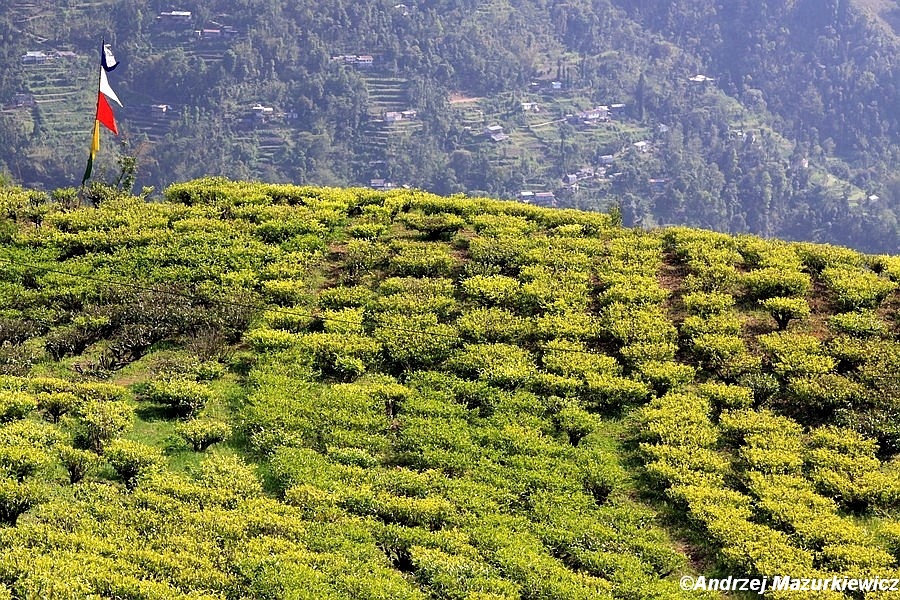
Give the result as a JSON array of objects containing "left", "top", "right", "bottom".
[
  {"left": 0, "top": 0, "right": 898, "bottom": 253},
  {"left": 0, "top": 179, "right": 898, "bottom": 597}
]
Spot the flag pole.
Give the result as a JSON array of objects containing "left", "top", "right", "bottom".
[{"left": 81, "top": 37, "right": 104, "bottom": 187}]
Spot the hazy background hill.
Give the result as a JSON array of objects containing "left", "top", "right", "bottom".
[{"left": 0, "top": 0, "right": 898, "bottom": 251}]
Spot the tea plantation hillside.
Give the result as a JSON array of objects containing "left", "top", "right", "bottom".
[{"left": 0, "top": 179, "right": 898, "bottom": 598}]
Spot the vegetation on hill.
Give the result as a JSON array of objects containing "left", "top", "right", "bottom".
[
  {"left": 0, "top": 178, "right": 897, "bottom": 597},
  {"left": 0, "top": 0, "right": 898, "bottom": 251}
]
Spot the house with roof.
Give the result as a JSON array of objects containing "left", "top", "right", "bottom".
[
  {"left": 158, "top": 10, "right": 192, "bottom": 22},
  {"left": 13, "top": 93, "right": 35, "bottom": 107},
  {"left": 22, "top": 51, "right": 50, "bottom": 64},
  {"left": 633, "top": 140, "right": 651, "bottom": 153},
  {"left": 534, "top": 192, "right": 556, "bottom": 206}
]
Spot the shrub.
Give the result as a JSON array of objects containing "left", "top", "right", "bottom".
[
  {"left": 759, "top": 297, "right": 811, "bottom": 330},
  {"left": 0, "top": 446, "right": 50, "bottom": 481},
  {"left": 0, "top": 477, "right": 44, "bottom": 525},
  {"left": 0, "top": 391, "right": 36, "bottom": 422},
  {"left": 555, "top": 405, "right": 597, "bottom": 446},
  {"left": 448, "top": 344, "right": 536, "bottom": 389},
  {"left": 144, "top": 379, "right": 213, "bottom": 418},
  {"left": 389, "top": 241, "right": 455, "bottom": 277},
  {"left": 36, "top": 391, "right": 80, "bottom": 422},
  {"left": 682, "top": 291, "right": 736, "bottom": 316},
  {"left": 245, "top": 327, "right": 301, "bottom": 353},
  {"left": 533, "top": 311, "right": 598, "bottom": 341},
  {"left": 343, "top": 239, "right": 391, "bottom": 277},
  {"left": 742, "top": 268, "right": 811, "bottom": 300},
  {"left": 320, "top": 307, "right": 365, "bottom": 334},
  {"left": 104, "top": 439, "right": 163, "bottom": 490},
  {"left": 828, "top": 310, "right": 890, "bottom": 338},
  {"left": 694, "top": 382, "right": 754, "bottom": 411},
  {"left": 176, "top": 419, "right": 232, "bottom": 452},
  {"left": 297, "top": 332, "right": 381, "bottom": 380},
  {"left": 636, "top": 361, "right": 696, "bottom": 395},
  {"left": 398, "top": 212, "right": 466, "bottom": 240},
  {"left": 786, "top": 375, "right": 866, "bottom": 414},
  {"left": 599, "top": 303, "right": 676, "bottom": 347},
  {"left": 541, "top": 340, "right": 618, "bottom": 378},
  {"left": 456, "top": 307, "right": 531, "bottom": 344},
  {"left": 582, "top": 372, "right": 650, "bottom": 410},
  {"left": 374, "top": 313, "right": 457, "bottom": 370},
  {"left": 821, "top": 266, "right": 897, "bottom": 310},
  {"left": 681, "top": 312, "right": 742, "bottom": 337},
  {"left": 318, "top": 285, "right": 375, "bottom": 309},
  {"left": 58, "top": 445, "right": 99, "bottom": 484},
  {"left": 462, "top": 275, "right": 521, "bottom": 308},
  {"left": 75, "top": 399, "right": 132, "bottom": 452}
]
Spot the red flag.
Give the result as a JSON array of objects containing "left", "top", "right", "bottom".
[{"left": 96, "top": 92, "right": 118, "bottom": 135}]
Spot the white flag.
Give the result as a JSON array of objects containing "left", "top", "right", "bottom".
[{"left": 99, "top": 67, "right": 122, "bottom": 107}]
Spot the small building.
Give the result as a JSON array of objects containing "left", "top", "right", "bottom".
[
  {"left": 580, "top": 106, "right": 609, "bottom": 121},
  {"left": 633, "top": 140, "right": 651, "bottom": 152},
  {"left": 251, "top": 104, "right": 274, "bottom": 121},
  {"left": 384, "top": 111, "right": 403, "bottom": 123},
  {"left": 13, "top": 93, "right": 35, "bottom": 107},
  {"left": 54, "top": 51, "right": 78, "bottom": 60},
  {"left": 357, "top": 55, "right": 374, "bottom": 67},
  {"left": 370, "top": 179, "right": 395, "bottom": 190},
  {"left": 158, "top": 10, "right": 192, "bottom": 22},
  {"left": 484, "top": 124, "right": 504, "bottom": 136},
  {"left": 550, "top": 81, "right": 563, "bottom": 90},
  {"left": 649, "top": 178, "right": 668, "bottom": 192},
  {"left": 688, "top": 74, "right": 714, "bottom": 84},
  {"left": 197, "top": 28, "right": 222, "bottom": 39},
  {"left": 521, "top": 102, "right": 539, "bottom": 112},
  {"left": 490, "top": 133, "right": 509, "bottom": 142},
  {"left": 22, "top": 51, "right": 50, "bottom": 64},
  {"left": 600, "top": 155, "right": 615, "bottom": 165},
  {"left": 401, "top": 109, "right": 417, "bottom": 120},
  {"left": 534, "top": 191, "right": 556, "bottom": 205},
  {"left": 519, "top": 191, "right": 535, "bottom": 202},
  {"left": 151, "top": 104, "right": 172, "bottom": 115}
]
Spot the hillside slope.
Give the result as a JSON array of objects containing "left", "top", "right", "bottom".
[
  {"left": 0, "top": 0, "right": 898, "bottom": 251},
  {"left": 0, "top": 179, "right": 898, "bottom": 597}
]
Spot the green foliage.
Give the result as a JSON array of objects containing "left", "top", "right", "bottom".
[
  {"left": 390, "top": 242, "right": 456, "bottom": 277},
  {"left": 462, "top": 275, "right": 522, "bottom": 309},
  {"left": 75, "top": 399, "right": 132, "bottom": 452},
  {"left": 682, "top": 292, "right": 736, "bottom": 316},
  {"left": 448, "top": 344, "right": 536, "bottom": 389},
  {"left": 374, "top": 313, "right": 457, "bottom": 370},
  {"left": 297, "top": 332, "right": 381, "bottom": 380},
  {"left": 742, "top": 268, "right": 812, "bottom": 300},
  {"left": 399, "top": 212, "right": 466, "bottom": 240},
  {"left": 456, "top": 308, "right": 532, "bottom": 344},
  {"left": 0, "top": 477, "right": 44, "bottom": 525},
  {"left": 104, "top": 439, "right": 163, "bottom": 490},
  {"left": 176, "top": 419, "right": 232, "bottom": 452},
  {"left": 635, "top": 361, "right": 696, "bottom": 395},
  {"left": 759, "top": 297, "right": 811, "bottom": 330},
  {"left": 0, "top": 180, "right": 897, "bottom": 596},
  {"left": 828, "top": 310, "right": 890, "bottom": 338},
  {"left": 58, "top": 445, "right": 99, "bottom": 484},
  {"left": 144, "top": 379, "right": 213, "bottom": 418},
  {"left": 821, "top": 266, "right": 897, "bottom": 310},
  {"left": 0, "top": 391, "right": 36, "bottom": 422}
]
